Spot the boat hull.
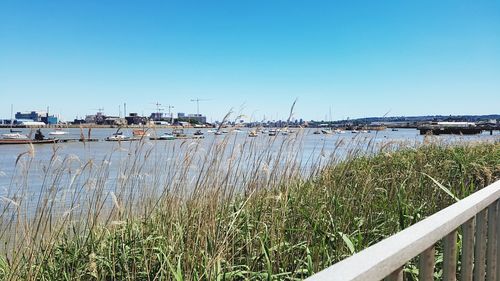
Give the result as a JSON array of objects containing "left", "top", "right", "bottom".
[{"left": 0, "top": 139, "right": 59, "bottom": 145}]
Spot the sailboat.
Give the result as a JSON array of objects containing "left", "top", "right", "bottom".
[
  {"left": 8, "top": 104, "right": 21, "bottom": 133},
  {"left": 2, "top": 105, "right": 28, "bottom": 139}
]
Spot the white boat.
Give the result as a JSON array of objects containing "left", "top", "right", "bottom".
[
  {"left": 321, "top": 129, "right": 333, "bottom": 134},
  {"left": 159, "top": 133, "right": 176, "bottom": 140},
  {"left": 1, "top": 133, "right": 29, "bottom": 139},
  {"left": 106, "top": 132, "right": 130, "bottom": 141},
  {"left": 49, "top": 130, "right": 68, "bottom": 136}
]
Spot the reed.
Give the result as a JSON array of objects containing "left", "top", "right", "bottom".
[{"left": 0, "top": 131, "right": 498, "bottom": 280}]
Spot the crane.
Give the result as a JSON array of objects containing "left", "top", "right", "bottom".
[
  {"left": 91, "top": 107, "right": 104, "bottom": 114},
  {"left": 190, "top": 98, "right": 210, "bottom": 115},
  {"left": 165, "top": 104, "right": 175, "bottom": 124},
  {"left": 150, "top": 102, "right": 164, "bottom": 121}
]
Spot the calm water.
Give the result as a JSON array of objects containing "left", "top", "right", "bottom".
[{"left": 0, "top": 127, "right": 498, "bottom": 202}]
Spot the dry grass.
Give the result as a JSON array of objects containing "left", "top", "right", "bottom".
[{"left": 0, "top": 130, "right": 498, "bottom": 280}]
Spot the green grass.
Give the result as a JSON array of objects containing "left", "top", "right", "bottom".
[{"left": 0, "top": 139, "right": 499, "bottom": 280}]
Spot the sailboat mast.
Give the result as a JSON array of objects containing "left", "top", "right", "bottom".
[
  {"left": 10, "top": 104, "right": 13, "bottom": 128},
  {"left": 329, "top": 106, "right": 332, "bottom": 128}
]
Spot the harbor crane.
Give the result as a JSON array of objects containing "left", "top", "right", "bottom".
[
  {"left": 150, "top": 102, "right": 164, "bottom": 121},
  {"left": 91, "top": 107, "right": 104, "bottom": 114},
  {"left": 165, "top": 105, "right": 175, "bottom": 123},
  {"left": 190, "top": 98, "right": 210, "bottom": 115}
]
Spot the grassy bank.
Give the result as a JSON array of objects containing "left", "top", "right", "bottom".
[{"left": 1, "top": 140, "right": 499, "bottom": 280}]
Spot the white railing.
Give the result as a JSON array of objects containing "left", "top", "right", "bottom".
[{"left": 306, "top": 180, "right": 500, "bottom": 281}]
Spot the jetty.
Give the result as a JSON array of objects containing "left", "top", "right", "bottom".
[{"left": 418, "top": 122, "right": 483, "bottom": 135}]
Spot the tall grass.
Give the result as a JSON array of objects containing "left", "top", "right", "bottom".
[{"left": 0, "top": 131, "right": 498, "bottom": 280}]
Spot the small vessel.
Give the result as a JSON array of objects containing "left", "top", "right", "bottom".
[
  {"left": 269, "top": 129, "right": 277, "bottom": 136},
  {"left": 1, "top": 129, "right": 57, "bottom": 145},
  {"left": 133, "top": 129, "right": 150, "bottom": 137},
  {"left": 206, "top": 129, "right": 216, "bottom": 133},
  {"left": 248, "top": 131, "right": 258, "bottom": 137},
  {"left": 321, "top": 128, "right": 333, "bottom": 134},
  {"left": 49, "top": 129, "right": 69, "bottom": 136},
  {"left": 5, "top": 104, "right": 23, "bottom": 134},
  {"left": 159, "top": 132, "right": 176, "bottom": 140},
  {"left": 0, "top": 138, "right": 59, "bottom": 145},
  {"left": 173, "top": 128, "right": 188, "bottom": 138},
  {"left": 193, "top": 130, "right": 204, "bottom": 136},
  {"left": 106, "top": 132, "right": 130, "bottom": 141},
  {"left": 1, "top": 132, "right": 29, "bottom": 139},
  {"left": 391, "top": 128, "right": 399, "bottom": 131},
  {"left": 313, "top": 130, "right": 321, "bottom": 135}
]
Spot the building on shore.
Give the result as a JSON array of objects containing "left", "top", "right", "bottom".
[
  {"left": 177, "top": 113, "right": 207, "bottom": 124},
  {"left": 17, "top": 120, "right": 46, "bottom": 126},
  {"left": 125, "top": 113, "right": 148, "bottom": 125},
  {"left": 84, "top": 112, "right": 126, "bottom": 126},
  {"left": 15, "top": 111, "right": 59, "bottom": 124}
]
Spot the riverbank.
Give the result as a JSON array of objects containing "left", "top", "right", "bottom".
[{"left": 0, "top": 141, "right": 499, "bottom": 280}]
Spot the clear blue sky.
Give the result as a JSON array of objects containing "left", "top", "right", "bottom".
[{"left": 1, "top": 0, "right": 499, "bottom": 122}]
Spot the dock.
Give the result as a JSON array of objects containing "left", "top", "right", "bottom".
[
  {"left": 418, "top": 122, "right": 483, "bottom": 135},
  {"left": 418, "top": 127, "right": 482, "bottom": 135}
]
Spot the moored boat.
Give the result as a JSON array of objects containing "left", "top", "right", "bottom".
[
  {"left": 0, "top": 138, "right": 59, "bottom": 145},
  {"left": 106, "top": 132, "right": 130, "bottom": 141},
  {"left": 133, "top": 129, "right": 150, "bottom": 137},
  {"left": 159, "top": 133, "right": 176, "bottom": 140},
  {"left": 49, "top": 129, "right": 68, "bottom": 136},
  {"left": 172, "top": 128, "right": 188, "bottom": 138},
  {"left": 1, "top": 132, "right": 29, "bottom": 139}
]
